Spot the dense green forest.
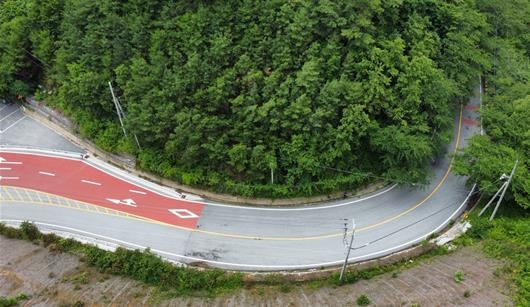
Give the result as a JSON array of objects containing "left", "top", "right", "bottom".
[
  {"left": 452, "top": 1, "right": 530, "bottom": 209},
  {"left": 1, "top": 0, "right": 528, "bottom": 200}
]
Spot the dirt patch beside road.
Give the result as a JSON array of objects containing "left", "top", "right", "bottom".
[{"left": 0, "top": 236, "right": 512, "bottom": 306}]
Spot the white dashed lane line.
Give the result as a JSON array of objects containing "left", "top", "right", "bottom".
[
  {"left": 38, "top": 171, "right": 55, "bottom": 176},
  {"left": 129, "top": 189, "right": 147, "bottom": 195},
  {"left": 81, "top": 179, "right": 102, "bottom": 186},
  {"left": 0, "top": 161, "right": 22, "bottom": 165}
]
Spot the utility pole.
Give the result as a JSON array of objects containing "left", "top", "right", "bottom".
[
  {"left": 339, "top": 218, "right": 356, "bottom": 282},
  {"left": 109, "top": 81, "right": 127, "bottom": 137},
  {"left": 479, "top": 160, "right": 518, "bottom": 221},
  {"left": 108, "top": 81, "right": 141, "bottom": 149},
  {"left": 479, "top": 75, "right": 483, "bottom": 135},
  {"left": 489, "top": 160, "right": 518, "bottom": 221}
]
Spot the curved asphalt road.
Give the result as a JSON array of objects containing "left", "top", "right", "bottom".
[{"left": 0, "top": 89, "right": 481, "bottom": 271}]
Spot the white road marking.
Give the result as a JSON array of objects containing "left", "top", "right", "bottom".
[
  {"left": 205, "top": 183, "right": 398, "bottom": 211},
  {"left": 0, "top": 157, "right": 22, "bottom": 165},
  {"left": 0, "top": 184, "right": 474, "bottom": 270},
  {"left": 107, "top": 198, "right": 121, "bottom": 204},
  {"left": 0, "top": 150, "right": 84, "bottom": 162},
  {"left": 168, "top": 209, "right": 199, "bottom": 219},
  {"left": 121, "top": 198, "right": 136, "bottom": 207},
  {"left": 106, "top": 198, "right": 137, "bottom": 207},
  {"left": 0, "top": 176, "right": 19, "bottom": 180},
  {"left": 129, "top": 189, "right": 147, "bottom": 195},
  {"left": 18, "top": 148, "right": 395, "bottom": 211},
  {"left": 81, "top": 179, "right": 101, "bottom": 186},
  {"left": 1, "top": 149, "right": 392, "bottom": 211},
  {"left": 0, "top": 109, "right": 21, "bottom": 121},
  {"left": 0, "top": 167, "right": 12, "bottom": 170},
  {"left": 39, "top": 171, "right": 55, "bottom": 176},
  {"left": 0, "top": 115, "right": 26, "bottom": 133}
]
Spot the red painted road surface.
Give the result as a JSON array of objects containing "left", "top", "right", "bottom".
[
  {"left": 0, "top": 152, "right": 203, "bottom": 229},
  {"left": 462, "top": 118, "right": 478, "bottom": 126},
  {"left": 464, "top": 104, "right": 479, "bottom": 111}
]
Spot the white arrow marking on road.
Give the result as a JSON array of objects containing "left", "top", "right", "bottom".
[
  {"left": 106, "top": 198, "right": 137, "bottom": 207},
  {"left": 0, "top": 157, "right": 22, "bottom": 164},
  {"left": 0, "top": 176, "right": 19, "bottom": 180},
  {"left": 39, "top": 171, "right": 55, "bottom": 176},
  {"left": 121, "top": 198, "right": 137, "bottom": 207},
  {"left": 106, "top": 198, "right": 121, "bottom": 204},
  {"left": 168, "top": 209, "right": 199, "bottom": 219}
]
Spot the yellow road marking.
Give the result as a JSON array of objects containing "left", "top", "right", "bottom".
[
  {"left": 35, "top": 191, "right": 43, "bottom": 202},
  {"left": 2, "top": 187, "right": 14, "bottom": 201},
  {"left": 0, "top": 106, "right": 464, "bottom": 241}
]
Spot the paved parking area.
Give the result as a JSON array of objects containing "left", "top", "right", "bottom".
[
  {"left": 0, "top": 101, "right": 26, "bottom": 134},
  {"left": 0, "top": 100, "right": 81, "bottom": 152}
]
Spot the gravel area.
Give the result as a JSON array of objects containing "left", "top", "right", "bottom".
[{"left": 0, "top": 236, "right": 513, "bottom": 306}]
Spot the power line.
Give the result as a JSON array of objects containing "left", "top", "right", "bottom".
[
  {"left": 0, "top": 45, "right": 48, "bottom": 70},
  {"left": 351, "top": 202, "right": 456, "bottom": 250},
  {"left": 479, "top": 159, "right": 518, "bottom": 221},
  {"left": 318, "top": 165, "right": 415, "bottom": 185}
]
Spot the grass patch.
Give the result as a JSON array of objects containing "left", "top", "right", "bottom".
[
  {"left": 0, "top": 292, "right": 28, "bottom": 307},
  {"left": 454, "top": 270, "right": 465, "bottom": 283}
]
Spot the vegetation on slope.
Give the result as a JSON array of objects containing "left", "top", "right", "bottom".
[
  {"left": 0, "top": 0, "right": 527, "bottom": 198},
  {"left": 453, "top": 0, "right": 530, "bottom": 209}
]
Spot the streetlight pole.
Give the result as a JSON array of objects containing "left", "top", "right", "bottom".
[{"left": 339, "top": 218, "right": 356, "bottom": 282}]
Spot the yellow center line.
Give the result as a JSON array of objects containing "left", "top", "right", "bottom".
[
  {"left": 188, "top": 105, "right": 464, "bottom": 240},
  {"left": 0, "top": 107, "right": 463, "bottom": 241},
  {"left": 357, "top": 106, "right": 463, "bottom": 232}
]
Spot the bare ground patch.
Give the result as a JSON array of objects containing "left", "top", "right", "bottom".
[{"left": 0, "top": 236, "right": 512, "bottom": 306}]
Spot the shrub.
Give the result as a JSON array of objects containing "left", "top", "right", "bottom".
[
  {"left": 20, "top": 221, "right": 40, "bottom": 241},
  {"left": 357, "top": 294, "right": 371, "bottom": 306},
  {"left": 0, "top": 296, "right": 18, "bottom": 307},
  {"left": 42, "top": 233, "right": 60, "bottom": 247}
]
